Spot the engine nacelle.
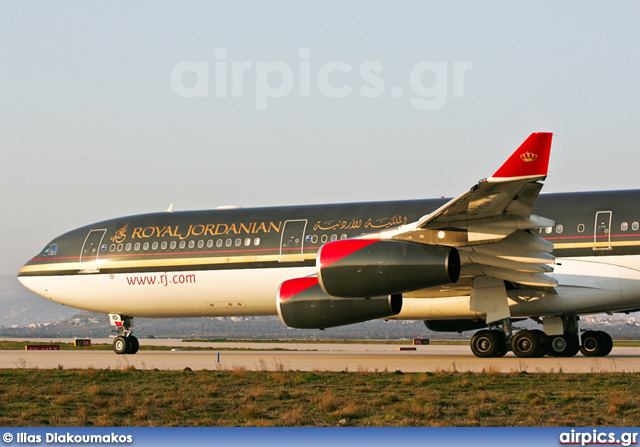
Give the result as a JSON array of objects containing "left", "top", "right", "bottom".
[
  {"left": 317, "top": 239, "right": 460, "bottom": 298},
  {"left": 277, "top": 277, "right": 402, "bottom": 329}
]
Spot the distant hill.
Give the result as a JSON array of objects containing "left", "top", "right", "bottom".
[
  {"left": 2, "top": 309, "right": 640, "bottom": 341},
  {"left": 0, "top": 310, "right": 441, "bottom": 340}
]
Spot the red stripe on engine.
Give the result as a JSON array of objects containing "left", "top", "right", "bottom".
[
  {"left": 278, "top": 277, "right": 319, "bottom": 301},
  {"left": 318, "top": 239, "right": 379, "bottom": 270}
]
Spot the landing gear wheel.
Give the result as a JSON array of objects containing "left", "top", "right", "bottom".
[
  {"left": 128, "top": 336, "right": 139, "bottom": 354},
  {"left": 579, "top": 331, "right": 606, "bottom": 356},
  {"left": 547, "top": 333, "right": 579, "bottom": 357},
  {"left": 494, "top": 348, "right": 508, "bottom": 358},
  {"left": 596, "top": 331, "right": 613, "bottom": 356},
  {"left": 512, "top": 330, "right": 543, "bottom": 358},
  {"left": 113, "top": 335, "right": 131, "bottom": 355},
  {"left": 471, "top": 330, "right": 505, "bottom": 358},
  {"left": 580, "top": 331, "right": 613, "bottom": 357},
  {"left": 530, "top": 329, "right": 548, "bottom": 357}
]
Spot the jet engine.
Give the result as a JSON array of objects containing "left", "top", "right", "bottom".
[
  {"left": 317, "top": 239, "right": 460, "bottom": 298},
  {"left": 277, "top": 277, "right": 402, "bottom": 329}
]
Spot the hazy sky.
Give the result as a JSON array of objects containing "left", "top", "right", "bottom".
[{"left": 1, "top": 1, "right": 638, "bottom": 276}]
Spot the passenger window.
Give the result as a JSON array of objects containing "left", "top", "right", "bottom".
[
  {"left": 331, "top": 234, "right": 338, "bottom": 242},
  {"left": 226, "top": 239, "right": 232, "bottom": 247},
  {"left": 217, "top": 239, "right": 223, "bottom": 248},
  {"left": 117, "top": 244, "right": 123, "bottom": 252},
  {"left": 179, "top": 241, "right": 186, "bottom": 249},
  {"left": 633, "top": 222, "right": 639, "bottom": 231},
  {"left": 235, "top": 238, "right": 242, "bottom": 247},
  {"left": 126, "top": 243, "right": 132, "bottom": 251},
  {"left": 110, "top": 244, "right": 116, "bottom": 252},
  {"left": 198, "top": 240, "right": 204, "bottom": 249},
  {"left": 144, "top": 242, "right": 150, "bottom": 250},
  {"left": 311, "top": 235, "right": 318, "bottom": 244},
  {"left": 321, "top": 235, "right": 328, "bottom": 243},
  {"left": 555, "top": 225, "right": 563, "bottom": 234},
  {"left": 188, "top": 240, "right": 195, "bottom": 249},
  {"left": 161, "top": 241, "right": 168, "bottom": 250},
  {"left": 244, "top": 238, "right": 251, "bottom": 247},
  {"left": 544, "top": 227, "right": 552, "bottom": 234},
  {"left": 622, "top": 222, "right": 629, "bottom": 231},
  {"left": 151, "top": 242, "right": 158, "bottom": 250},
  {"left": 170, "top": 241, "right": 177, "bottom": 250},
  {"left": 341, "top": 234, "right": 348, "bottom": 240},
  {"left": 577, "top": 224, "right": 585, "bottom": 233},
  {"left": 207, "top": 240, "right": 214, "bottom": 248},
  {"left": 254, "top": 237, "right": 261, "bottom": 246},
  {"left": 134, "top": 243, "right": 140, "bottom": 251}
]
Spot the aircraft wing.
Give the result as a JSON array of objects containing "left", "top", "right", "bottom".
[{"left": 375, "top": 132, "right": 557, "bottom": 293}]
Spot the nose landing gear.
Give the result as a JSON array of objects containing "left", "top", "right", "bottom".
[{"left": 109, "top": 314, "right": 139, "bottom": 355}]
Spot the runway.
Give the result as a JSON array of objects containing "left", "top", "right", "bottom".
[{"left": 2, "top": 339, "right": 640, "bottom": 372}]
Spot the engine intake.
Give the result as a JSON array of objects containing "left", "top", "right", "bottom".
[
  {"left": 317, "top": 239, "right": 460, "bottom": 298},
  {"left": 277, "top": 277, "right": 402, "bottom": 329}
]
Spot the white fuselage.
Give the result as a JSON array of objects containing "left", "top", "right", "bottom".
[{"left": 18, "top": 254, "right": 640, "bottom": 320}]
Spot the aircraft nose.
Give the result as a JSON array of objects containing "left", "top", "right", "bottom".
[
  {"left": 17, "top": 252, "right": 52, "bottom": 299},
  {"left": 17, "top": 272, "right": 47, "bottom": 299}
]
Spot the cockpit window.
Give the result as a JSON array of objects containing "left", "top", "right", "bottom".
[{"left": 41, "top": 244, "right": 58, "bottom": 256}]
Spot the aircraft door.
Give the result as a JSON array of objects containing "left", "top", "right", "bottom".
[
  {"left": 594, "top": 211, "right": 612, "bottom": 250},
  {"left": 80, "top": 229, "right": 107, "bottom": 272},
  {"left": 279, "top": 219, "right": 308, "bottom": 262}
]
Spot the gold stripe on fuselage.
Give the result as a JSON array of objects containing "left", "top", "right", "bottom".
[
  {"left": 19, "top": 239, "right": 640, "bottom": 275},
  {"left": 552, "top": 240, "right": 640, "bottom": 250},
  {"left": 19, "top": 253, "right": 318, "bottom": 274}
]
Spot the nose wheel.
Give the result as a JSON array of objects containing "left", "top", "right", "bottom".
[
  {"left": 109, "top": 314, "right": 139, "bottom": 355},
  {"left": 113, "top": 335, "right": 139, "bottom": 355}
]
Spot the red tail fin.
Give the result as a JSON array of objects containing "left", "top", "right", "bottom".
[{"left": 490, "top": 132, "right": 552, "bottom": 180}]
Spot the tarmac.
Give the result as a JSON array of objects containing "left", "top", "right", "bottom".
[{"left": 2, "top": 338, "right": 640, "bottom": 372}]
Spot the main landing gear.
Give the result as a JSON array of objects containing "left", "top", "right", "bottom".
[
  {"left": 470, "top": 315, "right": 613, "bottom": 358},
  {"left": 109, "top": 314, "right": 139, "bottom": 355}
]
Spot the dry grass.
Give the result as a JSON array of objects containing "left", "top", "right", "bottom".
[
  {"left": 1, "top": 369, "right": 640, "bottom": 426},
  {"left": 608, "top": 391, "right": 633, "bottom": 415}
]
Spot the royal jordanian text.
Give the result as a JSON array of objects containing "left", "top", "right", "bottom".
[
  {"left": 131, "top": 221, "right": 282, "bottom": 240},
  {"left": 14, "top": 432, "right": 133, "bottom": 444}
]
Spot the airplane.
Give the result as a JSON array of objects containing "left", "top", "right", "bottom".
[{"left": 17, "top": 132, "right": 640, "bottom": 358}]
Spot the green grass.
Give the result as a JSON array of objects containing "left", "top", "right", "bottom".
[{"left": 1, "top": 369, "right": 639, "bottom": 426}]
